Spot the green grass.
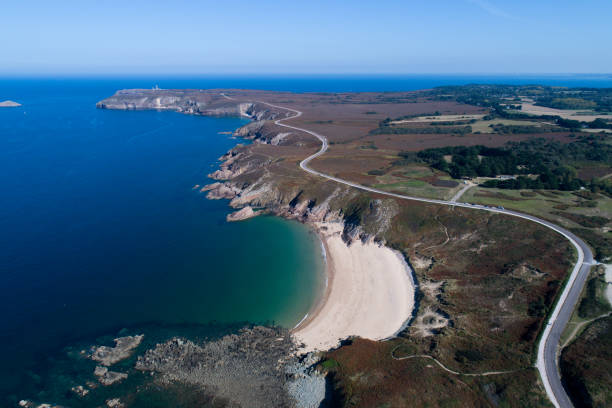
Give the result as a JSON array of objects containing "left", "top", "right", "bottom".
[
  {"left": 470, "top": 119, "right": 549, "bottom": 133},
  {"left": 460, "top": 186, "right": 612, "bottom": 260},
  {"left": 461, "top": 187, "right": 612, "bottom": 228},
  {"left": 320, "top": 359, "right": 339, "bottom": 370},
  {"left": 373, "top": 181, "right": 453, "bottom": 200},
  {"left": 369, "top": 164, "right": 463, "bottom": 200}
]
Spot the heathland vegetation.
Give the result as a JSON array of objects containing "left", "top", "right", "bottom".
[
  {"left": 560, "top": 265, "right": 611, "bottom": 408},
  {"left": 424, "top": 84, "right": 612, "bottom": 113},
  {"left": 98, "top": 87, "right": 612, "bottom": 407},
  {"left": 409, "top": 136, "right": 612, "bottom": 191}
]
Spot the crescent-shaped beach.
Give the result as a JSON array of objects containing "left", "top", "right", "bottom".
[{"left": 293, "top": 222, "right": 415, "bottom": 353}]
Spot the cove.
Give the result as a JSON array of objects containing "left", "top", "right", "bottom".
[{"left": 0, "top": 79, "right": 324, "bottom": 400}]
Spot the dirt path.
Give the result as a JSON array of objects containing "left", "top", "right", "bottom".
[
  {"left": 390, "top": 346, "right": 519, "bottom": 377},
  {"left": 561, "top": 311, "right": 612, "bottom": 349}
]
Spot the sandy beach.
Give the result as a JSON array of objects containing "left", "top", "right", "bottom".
[{"left": 292, "top": 222, "right": 415, "bottom": 353}]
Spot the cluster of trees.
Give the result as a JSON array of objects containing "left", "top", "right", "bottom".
[
  {"left": 481, "top": 172, "right": 583, "bottom": 191},
  {"left": 488, "top": 103, "right": 611, "bottom": 131},
  {"left": 425, "top": 84, "right": 525, "bottom": 107},
  {"left": 372, "top": 116, "right": 472, "bottom": 135},
  {"left": 536, "top": 97, "right": 597, "bottom": 110},
  {"left": 535, "top": 92, "right": 612, "bottom": 112},
  {"left": 424, "top": 84, "right": 612, "bottom": 113},
  {"left": 587, "top": 118, "right": 612, "bottom": 130},
  {"left": 412, "top": 136, "right": 612, "bottom": 191},
  {"left": 587, "top": 178, "right": 612, "bottom": 197},
  {"left": 417, "top": 145, "right": 523, "bottom": 179},
  {"left": 490, "top": 124, "right": 556, "bottom": 134},
  {"left": 371, "top": 125, "right": 472, "bottom": 135}
]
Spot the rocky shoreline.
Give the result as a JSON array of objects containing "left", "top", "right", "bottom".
[
  {"left": 96, "top": 89, "right": 287, "bottom": 121},
  {"left": 135, "top": 327, "right": 325, "bottom": 408},
  {"left": 88, "top": 89, "right": 410, "bottom": 407},
  {"left": 17, "top": 326, "right": 327, "bottom": 408}
]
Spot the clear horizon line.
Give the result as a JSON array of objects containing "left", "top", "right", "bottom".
[{"left": 1, "top": 72, "right": 611, "bottom": 78}]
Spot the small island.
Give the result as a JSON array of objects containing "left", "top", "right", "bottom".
[{"left": 0, "top": 100, "right": 22, "bottom": 107}]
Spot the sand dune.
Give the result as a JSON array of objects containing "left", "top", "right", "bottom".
[{"left": 292, "top": 222, "right": 415, "bottom": 353}]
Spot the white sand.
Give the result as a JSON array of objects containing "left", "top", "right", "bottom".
[{"left": 292, "top": 222, "right": 415, "bottom": 353}]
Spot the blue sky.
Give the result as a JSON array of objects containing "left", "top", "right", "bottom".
[{"left": 1, "top": 0, "right": 610, "bottom": 74}]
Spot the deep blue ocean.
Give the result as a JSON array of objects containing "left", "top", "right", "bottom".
[{"left": 1, "top": 74, "right": 611, "bottom": 405}]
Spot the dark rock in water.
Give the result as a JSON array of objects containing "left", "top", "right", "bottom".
[
  {"left": 70, "top": 384, "right": 89, "bottom": 397},
  {"left": 136, "top": 326, "right": 296, "bottom": 408},
  {"left": 94, "top": 366, "right": 128, "bottom": 386},
  {"left": 18, "top": 400, "right": 64, "bottom": 408},
  {"left": 105, "top": 398, "right": 124, "bottom": 408},
  {"left": 15, "top": 324, "right": 325, "bottom": 408}
]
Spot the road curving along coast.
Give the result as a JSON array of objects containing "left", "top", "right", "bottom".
[{"left": 249, "top": 96, "right": 592, "bottom": 408}]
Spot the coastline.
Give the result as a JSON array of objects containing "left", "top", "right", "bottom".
[
  {"left": 292, "top": 221, "right": 415, "bottom": 354},
  {"left": 291, "top": 225, "right": 334, "bottom": 333},
  {"left": 202, "top": 114, "right": 417, "bottom": 353}
]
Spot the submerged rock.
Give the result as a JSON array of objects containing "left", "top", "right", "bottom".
[
  {"left": 18, "top": 401, "right": 63, "bottom": 408},
  {"left": 106, "top": 398, "right": 124, "bottom": 408},
  {"left": 70, "top": 384, "right": 89, "bottom": 397},
  {"left": 94, "top": 366, "right": 128, "bottom": 386}
]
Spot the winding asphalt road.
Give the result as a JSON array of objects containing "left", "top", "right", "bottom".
[{"left": 226, "top": 95, "right": 592, "bottom": 407}]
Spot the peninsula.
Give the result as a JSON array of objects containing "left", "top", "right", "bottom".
[{"left": 97, "top": 85, "right": 612, "bottom": 407}]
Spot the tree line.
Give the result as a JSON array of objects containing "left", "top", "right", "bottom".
[{"left": 409, "top": 136, "right": 612, "bottom": 191}]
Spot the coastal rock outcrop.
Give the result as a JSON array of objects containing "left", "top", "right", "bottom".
[
  {"left": 94, "top": 366, "right": 128, "bottom": 386},
  {"left": 88, "top": 334, "right": 144, "bottom": 366},
  {"left": 18, "top": 401, "right": 64, "bottom": 408},
  {"left": 233, "top": 120, "right": 265, "bottom": 138},
  {"left": 201, "top": 182, "right": 240, "bottom": 200},
  {"left": 70, "top": 385, "right": 89, "bottom": 397},
  {"left": 135, "top": 327, "right": 297, "bottom": 408},
  {"left": 106, "top": 398, "right": 125, "bottom": 408},
  {"left": 285, "top": 353, "right": 326, "bottom": 408},
  {"left": 226, "top": 206, "right": 257, "bottom": 221},
  {"left": 233, "top": 120, "right": 295, "bottom": 145},
  {"left": 96, "top": 90, "right": 285, "bottom": 121}
]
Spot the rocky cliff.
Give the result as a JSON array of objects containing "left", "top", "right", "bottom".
[
  {"left": 96, "top": 89, "right": 286, "bottom": 120},
  {"left": 97, "top": 89, "right": 399, "bottom": 244}
]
